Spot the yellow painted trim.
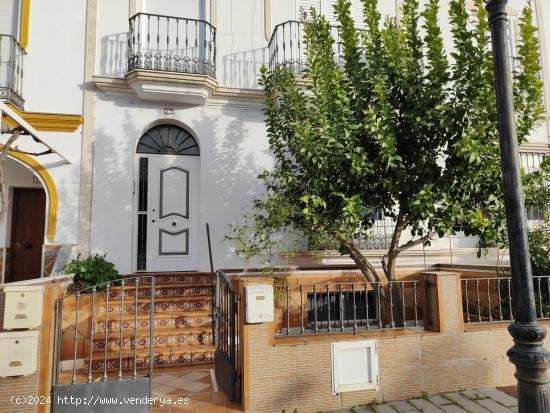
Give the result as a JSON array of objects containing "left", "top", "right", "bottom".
[
  {"left": 0, "top": 144, "right": 58, "bottom": 242},
  {"left": 1, "top": 113, "right": 20, "bottom": 130},
  {"left": 6, "top": 103, "right": 83, "bottom": 132},
  {"left": 19, "top": 0, "right": 31, "bottom": 49}
]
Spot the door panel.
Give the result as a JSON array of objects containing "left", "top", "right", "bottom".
[
  {"left": 8, "top": 188, "right": 46, "bottom": 282},
  {"left": 159, "top": 167, "right": 189, "bottom": 219},
  {"left": 142, "top": 155, "right": 199, "bottom": 271}
]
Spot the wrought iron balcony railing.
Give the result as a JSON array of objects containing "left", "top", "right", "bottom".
[
  {"left": 0, "top": 34, "right": 24, "bottom": 109},
  {"left": 128, "top": 13, "right": 216, "bottom": 78},
  {"left": 268, "top": 20, "right": 363, "bottom": 75}
]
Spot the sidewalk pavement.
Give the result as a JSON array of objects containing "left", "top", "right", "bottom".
[{"left": 330, "top": 388, "right": 518, "bottom": 413}]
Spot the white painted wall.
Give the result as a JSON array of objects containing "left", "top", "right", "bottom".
[
  {"left": 89, "top": 0, "right": 550, "bottom": 273},
  {"left": 89, "top": 97, "right": 271, "bottom": 273},
  {"left": 24, "top": 0, "right": 86, "bottom": 114}
]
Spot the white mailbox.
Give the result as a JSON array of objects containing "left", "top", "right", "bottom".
[
  {"left": 245, "top": 284, "right": 274, "bottom": 323},
  {"left": 0, "top": 331, "right": 39, "bottom": 377},
  {"left": 3, "top": 286, "right": 44, "bottom": 330}
]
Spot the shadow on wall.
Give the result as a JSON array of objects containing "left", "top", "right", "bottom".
[
  {"left": 190, "top": 107, "right": 271, "bottom": 266},
  {"left": 222, "top": 46, "right": 269, "bottom": 89},
  {"left": 99, "top": 33, "right": 129, "bottom": 78},
  {"left": 90, "top": 110, "right": 139, "bottom": 266}
]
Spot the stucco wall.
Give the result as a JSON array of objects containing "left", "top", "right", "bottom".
[{"left": 89, "top": 98, "right": 271, "bottom": 273}]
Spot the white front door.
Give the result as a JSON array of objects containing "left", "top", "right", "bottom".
[{"left": 140, "top": 154, "right": 200, "bottom": 272}]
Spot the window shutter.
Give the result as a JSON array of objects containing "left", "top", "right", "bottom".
[
  {"left": 297, "top": 0, "right": 322, "bottom": 19},
  {"left": 0, "top": 0, "right": 20, "bottom": 37},
  {"left": 321, "top": 0, "right": 364, "bottom": 28}
]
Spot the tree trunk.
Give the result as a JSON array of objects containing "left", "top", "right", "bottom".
[
  {"left": 381, "top": 211, "right": 407, "bottom": 326},
  {"left": 339, "top": 236, "right": 381, "bottom": 283}
]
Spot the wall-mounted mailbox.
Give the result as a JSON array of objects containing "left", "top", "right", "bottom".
[
  {"left": 245, "top": 284, "right": 274, "bottom": 323},
  {"left": 3, "top": 286, "right": 44, "bottom": 330},
  {"left": 0, "top": 330, "right": 39, "bottom": 377}
]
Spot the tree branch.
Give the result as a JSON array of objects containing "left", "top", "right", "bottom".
[
  {"left": 12, "top": 146, "right": 53, "bottom": 156},
  {"left": 397, "top": 230, "right": 438, "bottom": 253}
]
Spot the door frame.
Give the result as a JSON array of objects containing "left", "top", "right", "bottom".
[{"left": 6, "top": 187, "right": 47, "bottom": 283}]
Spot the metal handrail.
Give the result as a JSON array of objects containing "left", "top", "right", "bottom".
[{"left": 54, "top": 276, "right": 155, "bottom": 387}]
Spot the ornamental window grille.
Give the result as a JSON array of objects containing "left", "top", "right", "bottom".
[{"left": 136, "top": 125, "right": 200, "bottom": 156}]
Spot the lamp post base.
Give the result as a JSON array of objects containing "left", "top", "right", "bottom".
[{"left": 508, "top": 322, "right": 550, "bottom": 412}]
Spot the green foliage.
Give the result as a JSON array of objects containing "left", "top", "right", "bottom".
[
  {"left": 524, "top": 157, "right": 550, "bottom": 276},
  {"left": 233, "top": 0, "right": 543, "bottom": 281},
  {"left": 65, "top": 253, "right": 119, "bottom": 291}
]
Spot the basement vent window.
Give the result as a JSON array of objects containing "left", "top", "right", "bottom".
[{"left": 331, "top": 340, "right": 379, "bottom": 395}]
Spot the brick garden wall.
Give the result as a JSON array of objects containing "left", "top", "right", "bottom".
[
  {"left": 242, "top": 272, "right": 545, "bottom": 413},
  {"left": 0, "top": 278, "right": 70, "bottom": 413}
]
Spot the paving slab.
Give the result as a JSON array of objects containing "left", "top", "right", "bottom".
[
  {"left": 461, "top": 390, "right": 489, "bottom": 401},
  {"left": 446, "top": 392, "right": 488, "bottom": 413},
  {"left": 477, "top": 389, "right": 518, "bottom": 408},
  {"left": 476, "top": 399, "right": 516, "bottom": 413},
  {"left": 326, "top": 388, "right": 518, "bottom": 413},
  {"left": 428, "top": 395, "right": 456, "bottom": 407},
  {"left": 390, "top": 400, "right": 417, "bottom": 412},
  {"left": 373, "top": 404, "right": 398, "bottom": 413},
  {"left": 439, "top": 404, "right": 470, "bottom": 413},
  {"left": 354, "top": 407, "right": 376, "bottom": 413},
  {"left": 408, "top": 398, "right": 445, "bottom": 413}
]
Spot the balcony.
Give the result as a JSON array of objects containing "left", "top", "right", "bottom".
[
  {"left": 0, "top": 34, "right": 24, "bottom": 109},
  {"left": 268, "top": 20, "right": 363, "bottom": 76},
  {"left": 126, "top": 13, "right": 216, "bottom": 104}
]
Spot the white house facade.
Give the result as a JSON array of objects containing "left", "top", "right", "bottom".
[{"left": 0, "top": 0, "right": 549, "bottom": 280}]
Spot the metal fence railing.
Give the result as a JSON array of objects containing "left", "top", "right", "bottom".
[
  {"left": 462, "top": 276, "right": 550, "bottom": 323},
  {"left": 274, "top": 280, "right": 422, "bottom": 336}
]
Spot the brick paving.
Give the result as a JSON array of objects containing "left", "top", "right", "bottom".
[{"left": 330, "top": 388, "right": 518, "bottom": 413}]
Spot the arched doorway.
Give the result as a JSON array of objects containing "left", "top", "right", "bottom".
[
  {"left": 4, "top": 157, "right": 47, "bottom": 283},
  {"left": 134, "top": 124, "right": 200, "bottom": 272}
]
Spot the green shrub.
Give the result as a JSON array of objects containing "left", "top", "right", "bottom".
[
  {"left": 65, "top": 253, "right": 119, "bottom": 292},
  {"left": 529, "top": 229, "right": 550, "bottom": 276}
]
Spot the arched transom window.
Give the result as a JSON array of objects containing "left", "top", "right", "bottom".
[{"left": 137, "top": 125, "right": 200, "bottom": 156}]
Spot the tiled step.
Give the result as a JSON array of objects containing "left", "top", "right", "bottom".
[
  {"left": 87, "top": 329, "right": 213, "bottom": 352},
  {"left": 125, "top": 272, "right": 215, "bottom": 285},
  {"left": 96, "top": 297, "right": 213, "bottom": 316},
  {"left": 107, "top": 283, "right": 213, "bottom": 300},
  {"left": 85, "top": 345, "right": 216, "bottom": 372},
  {"left": 96, "top": 311, "right": 213, "bottom": 332}
]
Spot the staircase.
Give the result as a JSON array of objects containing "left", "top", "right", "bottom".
[{"left": 84, "top": 272, "right": 216, "bottom": 373}]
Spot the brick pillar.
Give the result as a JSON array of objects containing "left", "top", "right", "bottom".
[
  {"left": 236, "top": 277, "right": 274, "bottom": 412},
  {"left": 424, "top": 272, "right": 464, "bottom": 334}
]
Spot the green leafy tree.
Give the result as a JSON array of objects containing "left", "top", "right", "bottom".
[
  {"left": 524, "top": 157, "right": 550, "bottom": 276},
  {"left": 231, "top": 0, "right": 543, "bottom": 290}
]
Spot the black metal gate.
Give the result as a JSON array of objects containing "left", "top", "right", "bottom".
[
  {"left": 52, "top": 276, "right": 155, "bottom": 413},
  {"left": 214, "top": 270, "right": 241, "bottom": 401}
]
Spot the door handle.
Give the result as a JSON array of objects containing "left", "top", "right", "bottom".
[{"left": 24, "top": 243, "right": 32, "bottom": 250}]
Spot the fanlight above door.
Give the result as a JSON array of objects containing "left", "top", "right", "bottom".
[{"left": 137, "top": 125, "right": 200, "bottom": 156}]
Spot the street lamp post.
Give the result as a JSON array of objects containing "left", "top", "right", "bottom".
[{"left": 486, "top": 1, "right": 550, "bottom": 411}]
